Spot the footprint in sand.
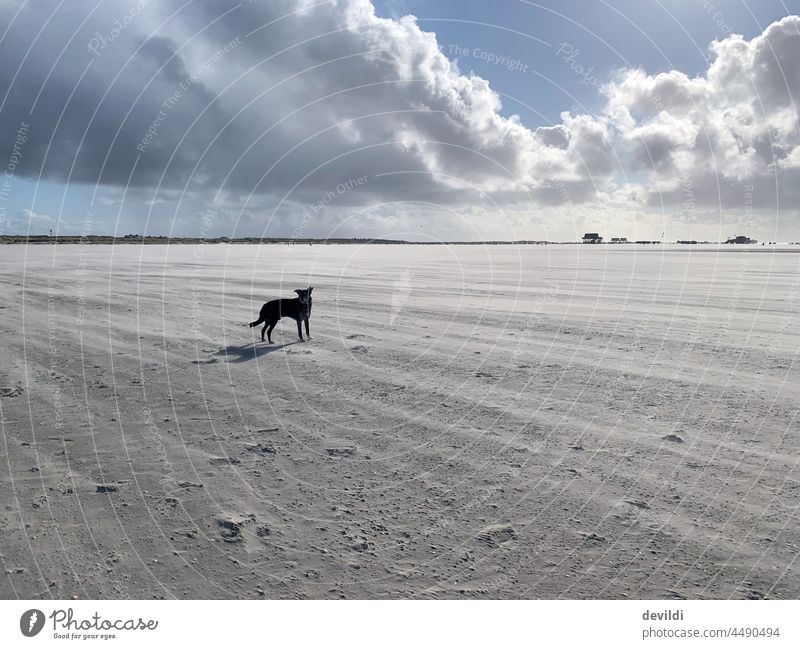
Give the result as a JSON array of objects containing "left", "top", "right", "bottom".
[
  {"left": 244, "top": 443, "right": 277, "bottom": 456},
  {"left": 177, "top": 481, "right": 204, "bottom": 488},
  {"left": 216, "top": 514, "right": 256, "bottom": 543},
  {"left": 581, "top": 532, "right": 606, "bottom": 546},
  {"left": 326, "top": 447, "right": 356, "bottom": 458},
  {"left": 476, "top": 524, "right": 517, "bottom": 548},
  {"left": 209, "top": 456, "right": 241, "bottom": 466}
]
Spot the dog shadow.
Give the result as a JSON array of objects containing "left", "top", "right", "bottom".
[{"left": 213, "top": 341, "right": 296, "bottom": 363}]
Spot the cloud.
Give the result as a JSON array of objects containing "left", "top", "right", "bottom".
[
  {"left": 1, "top": 208, "right": 52, "bottom": 232},
  {"left": 0, "top": 1, "right": 611, "bottom": 206},
  {"left": 605, "top": 15, "right": 800, "bottom": 212},
  {"left": 0, "top": 1, "right": 798, "bottom": 237}
]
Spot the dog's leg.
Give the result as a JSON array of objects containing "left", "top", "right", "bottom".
[
  {"left": 297, "top": 319, "right": 304, "bottom": 341},
  {"left": 267, "top": 321, "right": 277, "bottom": 344},
  {"left": 305, "top": 318, "right": 310, "bottom": 339},
  {"left": 261, "top": 321, "right": 269, "bottom": 342}
]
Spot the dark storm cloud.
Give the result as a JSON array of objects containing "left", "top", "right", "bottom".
[
  {"left": 0, "top": 0, "right": 799, "bottom": 232},
  {"left": 0, "top": 0, "right": 614, "bottom": 211}
]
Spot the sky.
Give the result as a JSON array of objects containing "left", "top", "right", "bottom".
[{"left": 0, "top": 0, "right": 799, "bottom": 241}]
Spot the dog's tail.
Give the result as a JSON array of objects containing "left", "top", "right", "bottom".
[{"left": 249, "top": 317, "right": 264, "bottom": 328}]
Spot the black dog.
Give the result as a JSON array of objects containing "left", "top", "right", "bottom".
[{"left": 249, "top": 287, "right": 313, "bottom": 343}]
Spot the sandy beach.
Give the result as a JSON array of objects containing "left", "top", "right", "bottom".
[{"left": 1, "top": 243, "right": 798, "bottom": 599}]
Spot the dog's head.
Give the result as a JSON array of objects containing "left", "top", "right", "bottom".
[{"left": 294, "top": 286, "right": 313, "bottom": 305}]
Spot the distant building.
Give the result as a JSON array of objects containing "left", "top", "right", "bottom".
[
  {"left": 582, "top": 232, "right": 603, "bottom": 243},
  {"left": 724, "top": 235, "right": 757, "bottom": 244},
  {"left": 610, "top": 237, "right": 628, "bottom": 243}
]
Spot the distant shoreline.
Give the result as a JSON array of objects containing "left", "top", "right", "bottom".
[{"left": 3, "top": 235, "right": 798, "bottom": 246}]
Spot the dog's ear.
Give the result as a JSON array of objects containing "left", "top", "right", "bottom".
[
  {"left": 294, "top": 289, "right": 301, "bottom": 294},
  {"left": 308, "top": 286, "right": 313, "bottom": 293}
]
